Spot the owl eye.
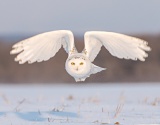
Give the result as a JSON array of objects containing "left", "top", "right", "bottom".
[
  {"left": 71, "top": 62, "right": 75, "bottom": 65},
  {"left": 80, "top": 62, "right": 84, "bottom": 65}
]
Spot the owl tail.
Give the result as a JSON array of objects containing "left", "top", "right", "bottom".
[
  {"left": 91, "top": 64, "right": 106, "bottom": 75},
  {"left": 75, "top": 64, "right": 106, "bottom": 82}
]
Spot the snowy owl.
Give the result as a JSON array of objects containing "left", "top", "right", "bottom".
[{"left": 10, "top": 30, "right": 151, "bottom": 82}]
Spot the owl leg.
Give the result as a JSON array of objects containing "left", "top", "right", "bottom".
[
  {"left": 75, "top": 78, "right": 81, "bottom": 82},
  {"left": 75, "top": 78, "right": 87, "bottom": 82},
  {"left": 80, "top": 77, "right": 86, "bottom": 81}
]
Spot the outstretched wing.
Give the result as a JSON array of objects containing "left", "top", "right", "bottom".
[
  {"left": 84, "top": 31, "right": 151, "bottom": 62},
  {"left": 10, "top": 30, "right": 77, "bottom": 64}
]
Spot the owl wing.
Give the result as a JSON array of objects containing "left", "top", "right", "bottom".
[
  {"left": 84, "top": 31, "right": 151, "bottom": 62},
  {"left": 10, "top": 30, "right": 77, "bottom": 64}
]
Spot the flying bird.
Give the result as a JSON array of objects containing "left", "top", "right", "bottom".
[{"left": 10, "top": 30, "right": 151, "bottom": 82}]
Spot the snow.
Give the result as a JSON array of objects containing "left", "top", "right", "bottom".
[{"left": 0, "top": 83, "right": 160, "bottom": 125}]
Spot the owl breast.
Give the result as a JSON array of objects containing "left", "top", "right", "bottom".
[{"left": 65, "top": 54, "right": 92, "bottom": 79}]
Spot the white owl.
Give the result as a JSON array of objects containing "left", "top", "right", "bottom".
[{"left": 10, "top": 30, "right": 151, "bottom": 82}]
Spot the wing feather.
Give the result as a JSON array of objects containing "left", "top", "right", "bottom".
[
  {"left": 10, "top": 30, "right": 76, "bottom": 64},
  {"left": 84, "top": 31, "right": 151, "bottom": 62}
]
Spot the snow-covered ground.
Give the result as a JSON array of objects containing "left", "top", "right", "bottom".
[{"left": 0, "top": 83, "right": 160, "bottom": 125}]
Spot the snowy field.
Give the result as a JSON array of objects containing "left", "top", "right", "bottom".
[{"left": 0, "top": 83, "right": 160, "bottom": 125}]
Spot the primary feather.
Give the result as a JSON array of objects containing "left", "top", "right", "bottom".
[
  {"left": 84, "top": 31, "right": 151, "bottom": 62},
  {"left": 10, "top": 30, "right": 76, "bottom": 64}
]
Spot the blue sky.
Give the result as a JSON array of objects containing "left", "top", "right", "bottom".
[{"left": 0, "top": 0, "right": 160, "bottom": 35}]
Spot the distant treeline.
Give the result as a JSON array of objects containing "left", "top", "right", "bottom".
[{"left": 0, "top": 34, "right": 160, "bottom": 83}]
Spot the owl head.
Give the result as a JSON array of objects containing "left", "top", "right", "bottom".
[{"left": 65, "top": 54, "right": 91, "bottom": 78}]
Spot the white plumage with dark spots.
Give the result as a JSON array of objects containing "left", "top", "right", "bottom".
[{"left": 10, "top": 30, "right": 151, "bottom": 82}]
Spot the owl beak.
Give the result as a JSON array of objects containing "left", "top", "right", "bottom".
[{"left": 76, "top": 67, "right": 78, "bottom": 71}]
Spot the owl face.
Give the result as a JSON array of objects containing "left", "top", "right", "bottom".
[{"left": 65, "top": 54, "right": 91, "bottom": 78}]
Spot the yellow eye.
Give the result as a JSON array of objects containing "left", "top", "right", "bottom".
[
  {"left": 80, "top": 62, "right": 84, "bottom": 65},
  {"left": 71, "top": 62, "right": 75, "bottom": 65}
]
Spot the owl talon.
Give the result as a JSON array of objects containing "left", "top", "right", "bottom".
[
  {"left": 75, "top": 78, "right": 86, "bottom": 82},
  {"left": 75, "top": 78, "right": 81, "bottom": 82}
]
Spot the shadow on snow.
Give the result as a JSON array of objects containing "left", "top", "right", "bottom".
[{"left": 15, "top": 111, "right": 78, "bottom": 122}]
